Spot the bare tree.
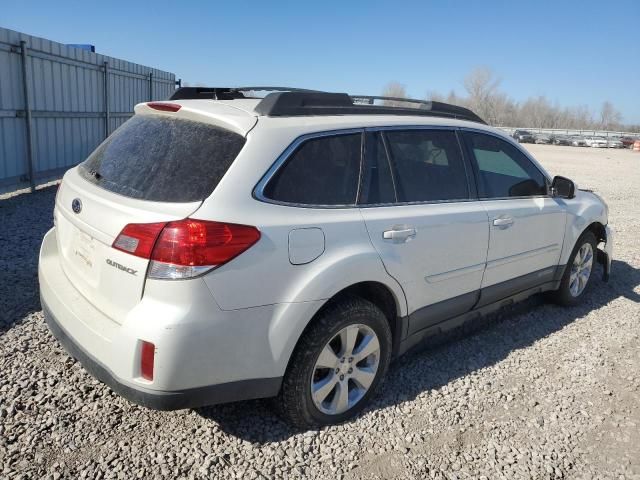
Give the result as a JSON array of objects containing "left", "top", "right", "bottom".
[
  {"left": 445, "top": 90, "right": 464, "bottom": 107},
  {"left": 426, "top": 90, "right": 445, "bottom": 102},
  {"left": 463, "top": 67, "right": 502, "bottom": 124},
  {"left": 600, "top": 101, "right": 622, "bottom": 130},
  {"left": 427, "top": 89, "right": 465, "bottom": 108},
  {"left": 381, "top": 82, "right": 411, "bottom": 107},
  {"left": 386, "top": 68, "right": 635, "bottom": 131}
]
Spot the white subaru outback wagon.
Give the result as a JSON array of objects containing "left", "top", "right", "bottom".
[{"left": 39, "top": 87, "right": 613, "bottom": 428}]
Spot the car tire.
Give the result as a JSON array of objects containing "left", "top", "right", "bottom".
[
  {"left": 276, "top": 296, "right": 392, "bottom": 429},
  {"left": 551, "top": 231, "right": 597, "bottom": 306}
]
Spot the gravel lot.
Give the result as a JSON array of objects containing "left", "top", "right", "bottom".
[{"left": 1, "top": 145, "right": 639, "bottom": 480}]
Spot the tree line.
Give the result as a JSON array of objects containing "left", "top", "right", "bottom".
[{"left": 382, "top": 68, "right": 638, "bottom": 132}]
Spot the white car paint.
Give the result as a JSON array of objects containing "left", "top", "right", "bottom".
[
  {"left": 584, "top": 136, "right": 608, "bottom": 148},
  {"left": 479, "top": 197, "right": 566, "bottom": 287},
  {"left": 360, "top": 202, "right": 489, "bottom": 313},
  {"left": 39, "top": 96, "right": 612, "bottom": 409}
]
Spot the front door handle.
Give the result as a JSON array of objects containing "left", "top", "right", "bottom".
[
  {"left": 493, "top": 216, "right": 514, "bottom": 229},
  {"left": 383, "top": 227, "right": 417, "bottom": 243}
]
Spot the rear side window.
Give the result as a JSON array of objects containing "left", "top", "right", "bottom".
[
  {"left": 79, "top": 115, "right": 246, "bottom": 203},
  {"left": 383, "top": 129, "right": 469, "bottom": 203},
  {"left": 263, "top": 133, "right": 362, "bottom": 205},
  {"left": 464, "top": 132, "right": 547, "bottom": 198}
]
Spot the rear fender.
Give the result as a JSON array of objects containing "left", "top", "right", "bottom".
[{"left": 267, "top": 249, "right": 407, "bottom": 374}]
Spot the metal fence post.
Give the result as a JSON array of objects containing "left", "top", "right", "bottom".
[
  {"left": 19, "top": 40, "right": 36, "bottom": 192},
  {"left": 103, "top": 61, "right": 110, "bottom": 138},
  {"left": 148, "top": 72, "right": 153, "bottom": 100}
]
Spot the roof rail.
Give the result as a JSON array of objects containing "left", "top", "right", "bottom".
[
  {"left": 350, "top": 95, "right": 432, "bottom": 107},
  {"left": 168, "top": 87, "right": 486, "bottom": 124},
  {"left": 255, "top": 92, "right": 486, "bottom": 124},
  {"left": 169, "top": 86, "right": 321, "bottom": 101}
]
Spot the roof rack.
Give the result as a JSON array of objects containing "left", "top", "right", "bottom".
[
  {"left": 169, "top": 86, "right": 321, "bottom": 101},
  {"left": 350, "top": 95, "right": 432, "bottom": 107},
  {"left": 168, "top": 87, "right": 486, "bottom": 124},
  {"left": 255, "top": 92, "right": 486, "bottom": 124}
]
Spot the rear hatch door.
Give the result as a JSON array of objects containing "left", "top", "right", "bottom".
[{"left": 54, "top": 110, "right": 249, "bottom": 324}]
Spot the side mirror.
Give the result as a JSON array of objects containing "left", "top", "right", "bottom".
[{"left": 551, "top": 176, "right": 575, "bottom": 199}]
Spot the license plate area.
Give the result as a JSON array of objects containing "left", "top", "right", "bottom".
[
  {"left": 57, "top": 214, "right": 104, "bottom": 288},
  {"left": 73, "top": 230, "right": 96, "bottom": 271}
]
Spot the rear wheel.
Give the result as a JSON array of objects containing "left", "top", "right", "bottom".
[
  {"left": 276, "top": 296, "right": 392, "bottom": 429},
  {"left": 552, "top": 231, "right": 597, "bottom": 306}
]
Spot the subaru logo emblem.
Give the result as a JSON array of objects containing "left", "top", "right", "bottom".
[{"left": 72, "top": 198, "right": 82, "bottom": 214}]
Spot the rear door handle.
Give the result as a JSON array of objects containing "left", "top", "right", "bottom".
[
  {"left": 493, "top": 216, "right": 514, "bottom": 228},
  {"left": 383, "top": 227, "right": 417, "bottom": 243}
]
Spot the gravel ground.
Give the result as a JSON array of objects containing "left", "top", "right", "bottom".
[{"left": 1, "top": 145, "right": 639, "bottom": 480}]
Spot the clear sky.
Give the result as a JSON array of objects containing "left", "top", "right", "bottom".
[{"left": 3, "top": 0, "right": 639, "bottom": 123}]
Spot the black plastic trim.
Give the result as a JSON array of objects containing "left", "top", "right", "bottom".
[
  {"left": 398, "top": 270, "right": 565, "bottom": 356},
  {"left": 405, "top": 265, "right": 565, "bottom": 343},
  {"left": 42, "top": 298, "right": 282, "bottom": 411},
  {"left": 254, "top": 92, "right": 486, "bottom": 123},
  {"left": 476, "top": 266, "right": 558, "bottom": 308},
  {"left": 408, "top": 290, "right": 479, "bottom": 335},
  {"left": 169, "top": 86, "right": 321, "bottom": 101}
]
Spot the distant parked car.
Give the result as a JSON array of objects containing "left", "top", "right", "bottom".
[
  {"left": 569, "top": 135, "right": 587, "bottom": 147},
  {"left": 584, "top": 136, "right": 608, "bottom": 148},
  {"left": 620, "top": 136, "right": 639, "bottom": 148},
  {"left": 551, "top": 135, "right": 573, "bottom": 146},
  {"left": 512, "top": 130, "right": 536, "bottom": 143},
  {"left": 606, "top": 138, "right": 624, "bottom": 149},
  {"left": 534, "top": 133, "right": 552, "bottom": 144}
]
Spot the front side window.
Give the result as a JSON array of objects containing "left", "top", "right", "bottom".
[
  {"left": 383, "top": 129, "right": 469, "bottom": 203},
  {"left": 263, "top": 133, "right": 362, "bottom": 205},
  {"left": 464, "top": 132, "right": 547, "bottom": 198}
]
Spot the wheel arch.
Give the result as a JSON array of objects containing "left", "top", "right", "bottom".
[
  {"left": 556, "top": 220, "right": 607, "bottom": 281},
  {"left": 585, "top": 221, "right": 607, "bottom": 243},
  {"left": 271, "top": 279, "right": 407, "bottom": 383},
  {"left": 317, "top": 281, "right": 405, "bottom": 357},
  {"left": 559, "top": 193, "right": 608, "bottom": 266}
]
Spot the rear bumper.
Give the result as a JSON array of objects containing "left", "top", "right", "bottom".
[
  {"left": 42, "top": 299, "right": 281, "bottom": 410},
  {"left": 38, "top": 227, "right": 317, "bottom": 410}
]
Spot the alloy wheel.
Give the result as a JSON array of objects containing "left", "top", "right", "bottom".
[
  {"left": 310, "top": 324, "right": 381, "bottom": 415},
  {"left": 569, "top": 242, "right": 593, "bottom": 297}
]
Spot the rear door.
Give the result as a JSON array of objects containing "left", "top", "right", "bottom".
[
  {"left": 359, "top": 128, "right": 489, "bottom": 335},
  {"left": 54, "top": 113, "right": 247, "bottom": 323},
  {"left": 461, "top": 130, "right": 566, "bottom": 303}
]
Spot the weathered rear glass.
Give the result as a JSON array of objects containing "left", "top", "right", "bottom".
[{"left": 79, "top": 115, "right": 246, "bottom": 202}]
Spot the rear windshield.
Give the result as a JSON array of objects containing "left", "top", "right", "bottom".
[{"left": 79, "top": 115, "right": 246, "bottom": 202}]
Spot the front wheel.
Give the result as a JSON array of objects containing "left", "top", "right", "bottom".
[
  {"left": 276, "top": 296, "right": 392, "bottom": 429},
  {"left": 552, "top": 231, "right": 597, "bottom": 306}
]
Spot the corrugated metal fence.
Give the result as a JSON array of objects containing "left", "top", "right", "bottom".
[{"left": 0, "top": 27, "right": 177, "bottom": 194}]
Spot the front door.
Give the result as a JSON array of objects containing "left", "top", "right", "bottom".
[{"left": 461, "top": 131, "right": 566, "bottom": 304}]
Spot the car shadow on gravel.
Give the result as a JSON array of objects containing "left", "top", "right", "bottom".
[
  {"left": 197, "top": 259, "right": 640, "bottom": 443},
  {"left": 0, "top": 187, "right": 56, "bottom": 335}
]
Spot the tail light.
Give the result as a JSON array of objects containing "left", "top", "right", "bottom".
[
  {"left": 113, "top": 223, "right": 166, "bottom": 258},
  {"left": 112, "top": 219, "right": 260, "bottom": 280},
  {"left": 140, "top": 341, "right": 155, "bottom": 381}
]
